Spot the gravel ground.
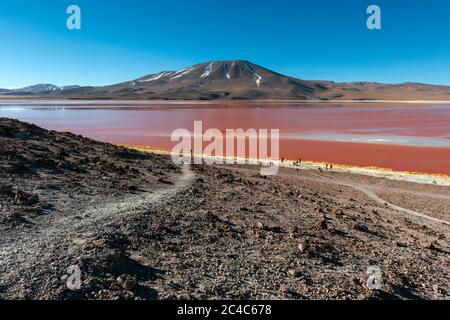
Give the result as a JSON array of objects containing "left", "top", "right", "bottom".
[{"left": 0, "top": 118, "right": 448, "bottom": 300}]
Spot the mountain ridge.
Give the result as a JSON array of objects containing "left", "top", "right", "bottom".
[
  {"left": 0, "top": 84, "right": 81, "bottom": 95},
  {"left": 2, "top": 60, "right": 450, "bottom": 100}
]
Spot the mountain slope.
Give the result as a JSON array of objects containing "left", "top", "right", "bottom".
[
  {"left": 87, "top": 60, "right": 332, "bottom": 100},
  {"left": 2, "top": 60, "right": 450, "bottom": 100}
]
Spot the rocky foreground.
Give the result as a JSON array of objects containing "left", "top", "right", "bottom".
[{"left": 0, "top": 118, "right": 449, "bottom": 300}]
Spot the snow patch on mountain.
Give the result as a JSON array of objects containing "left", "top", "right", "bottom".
[
  {"left": 170, "top": 67, "right": 195, "bottom": 80},
  {"left": 10, "top": 84, "right": 80, "bottom": 93},
  {"left": 140, "top": 72, "right": 172, "bottom": 82},
  {"left": 244, "top": 64, "right": 262, "bottom": 86},
  {"left": 224, "top": 63, "right": 231, "bottom": 79},
  {"left": 201, "top": 63, "right": 214, "bottom": 78}
]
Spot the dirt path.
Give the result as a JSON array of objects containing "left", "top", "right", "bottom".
[
  {"left": 308, "top": 171, "right": 450, "bottom": 226},
  {"left": 0, "top": 165, "right": 194, "bottom": 297},
  {"left": 368, "top": 185, "right": 450, "bottom": 201}
]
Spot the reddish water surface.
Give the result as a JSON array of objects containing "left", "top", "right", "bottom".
[{"left": 1, "top": 101, "right": 449, "bottom": 175}]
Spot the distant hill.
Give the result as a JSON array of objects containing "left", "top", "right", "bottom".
[{"left": 0, "top": 84, "right": 81, "bottom": 95}]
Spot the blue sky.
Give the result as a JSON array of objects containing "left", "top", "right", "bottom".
[{"left": 1, "top": 0, "right": 450, "bottom": 88}]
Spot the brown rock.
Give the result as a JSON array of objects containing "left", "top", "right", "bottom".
[
  {"left": 396, "top": 241, "right": 408, "bottom": 248},
  {"left": 433, "top": 284, "right": 446, "bottom": 295},
  {"left": 287, "top": 269, "right": 301, "bottom": 277}
]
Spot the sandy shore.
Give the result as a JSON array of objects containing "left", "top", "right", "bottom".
[
  {"left": 123, "top": 145, "right": 450, "bottom": 187},
  {"left": 1, "top": 99, "right": 450, "bottom": 107}
]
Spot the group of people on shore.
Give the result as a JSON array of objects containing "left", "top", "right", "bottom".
[
  {"left": 319, "top": 163, "right": 334, "bottom": 172},
  {"left": 291, "top": 158, "right": 334, "bottom": 172}
]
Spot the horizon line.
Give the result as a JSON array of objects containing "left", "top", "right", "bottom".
[{"left": 2, "top": 60, "right": 450, "bottom": 88}]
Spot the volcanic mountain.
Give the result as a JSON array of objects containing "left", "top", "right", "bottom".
[
  {"left": 3, "top": 60, "right": 450, "bottom": 100},
  {"left": 86, "top": 60, "right": 332, "bottom": 100}
]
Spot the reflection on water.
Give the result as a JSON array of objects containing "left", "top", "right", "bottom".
[{"left": 286, "top": 133, "right": 450, "bottom": 147}]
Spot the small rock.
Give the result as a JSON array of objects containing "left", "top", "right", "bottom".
[
  {"left": 13, "top": 132, "right": 27, "bottom": 139},
  {"left": 158, "top": 177, "right": 174, "bottom": 185},
  {"left": 0, "top": 185, "right": 13, "bottom": 195},
  {"left": 123, "top": 278, "right": 137, "bottom": 291},
  {"left": 318, "top": 216, "right": 328, "bottom": 230},
  {"left": 354, "top": 223, "right": 370, "bottom": 233},
  {"left": 427, "top": 241, "right": 445, "bottom": 252},
  {"left": 25, "top": 194, "right": 39, "bottom": 206},
  {"left": 433, "top": 285, "right": 446, "bottom": 295},
  {"left": 117, "top": 276, "right": 137, "bottom": 291},
  {"left": 298, "top": 240, "right": 309, "bottom": 253},
  {"left": 128, "top": 185, "right": 138, "bottom": 191},
  {"left": 0, "top": 125, "right": 8, "bottom": 136},
  {"left": 396, "top": 241, "right": 408, "bottom": 248}
]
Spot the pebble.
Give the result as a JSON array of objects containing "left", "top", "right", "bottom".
[{"left": 298, "top": 240, "right": 308, "bottom": 253}]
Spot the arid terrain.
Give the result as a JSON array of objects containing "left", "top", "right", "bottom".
[{"left": 0, "top": 118, "right": 449, "bottom": 300}]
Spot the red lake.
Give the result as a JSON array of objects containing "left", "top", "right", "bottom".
[{"left": 1, "top": 100, "right": 449, "bottom": 175}]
